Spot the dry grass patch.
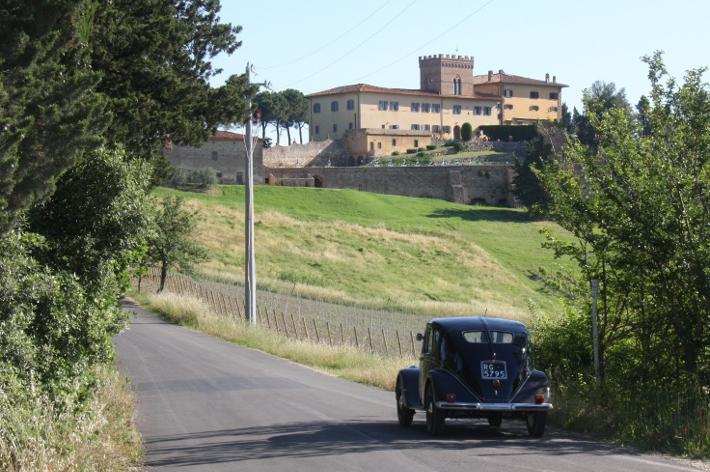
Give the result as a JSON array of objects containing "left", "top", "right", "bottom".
[
  {"left": 139, "top": 291, "right": 415, "bottom": 391},
  {"left": 0, "top": 365, "right": 142, "bottom": 472}
]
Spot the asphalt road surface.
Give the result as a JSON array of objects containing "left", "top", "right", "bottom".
[{"left": 115, "top": 300, "right": 703, "bottom": 472}]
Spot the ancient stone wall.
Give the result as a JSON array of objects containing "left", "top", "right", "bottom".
[
  {"left": 263, "top": 139, "right": 349, "bottom": 168},
  {"left": 266, "top": 165, "right": 515, "bottom": 206},
  {"left": 163, "top": 139, "right": 264, "bottom": 184}
]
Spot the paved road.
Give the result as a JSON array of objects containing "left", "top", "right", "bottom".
[{"left": 115, "top": 300, "right": 702, "bottom": 472}]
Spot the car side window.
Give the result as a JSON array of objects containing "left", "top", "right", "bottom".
[{"left": 421, "top": 325, "right": 432, "bottom": 354}]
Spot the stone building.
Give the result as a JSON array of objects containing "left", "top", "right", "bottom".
[
  {"left": 162, "top": 130, "right": 264, "bottom": 184},
  {"left": 307, "top": 53, "right": 567, "bottom": 150}
]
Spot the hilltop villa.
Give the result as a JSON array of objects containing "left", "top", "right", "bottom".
[{"left": 307, "top": 54, "right": 566, "bottom": 158}]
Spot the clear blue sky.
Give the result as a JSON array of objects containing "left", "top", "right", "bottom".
[{"left": 212, "top": 0, "right": 709, "bottom": 141}]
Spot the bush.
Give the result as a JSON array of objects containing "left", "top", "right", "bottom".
[
  {"left": 405, "top": 148, "right": 417, "bottom": 154},
  {"left": 391, "top": 151, "right": 400, "bottom": 156},
  {"left": 416, "top": 151, "right": 427, "bottom": 158},
  {"left": 426, "top": 144, "right": 436, "bottom": 150},
  {"left": 461, "top": 122, "right": 473, "bottom": 141},
  {"left": 478, "top": 124, "right": 538, "bottom": 141},
  {"left": 452, "top": 141, "right": 465, "bottom": 152},
  {"left": 417, "top": 147, "right": 425, "bottom": 152},
  {"left": 444, "top": 140, "right": 456, "bottom": 147},
  {"left": 168, "top": 167, "right": 218, "bottom": 189}
]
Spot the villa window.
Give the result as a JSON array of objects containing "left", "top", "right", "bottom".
[
  {"left": 411, "top": 124, "right": 420, "bottom": 130},
  {"left": 503, "top": 89, "right": 513, "bottom": 98},
  {"left": 442, "top": 125, "right": 451, "bottom": 133},
  {"left": 549, "top": 106, "right": 558, "bottom": 112},
  {"left": 331, "top": 101, "right": 339, "bottom": 112},
  {"left": 349, "top": 122, "right": 353, "bottom": 129},
  {"left": 333, "top": 123, "right": 338, "bottom": 132},
  {"left": 378, "top": 100, "right": 388, "bottom": 111},
  {"left": 390, "top": 124, "right": 399, "bottom": 129},
  {"left": 347, "top": 99, "right": 355, "bottom": 110},
  {"left": 424, "top": 124, "right": 430, "bottom": 131},
  {"left": 378, "top": 142, "right": 382, "bottom": 149},
  {"left": 432, "top": 125, "right": 441, "bottom": 132},
  {"left": 414, "top": 139, "right": 419, "bottom": 147},
  {"left": 313, "top": 103, "right": 321, "bottom": 113},
  {"left": 432, "top": 103, "right": 441, "bottom": 113},
  {"left": 549, "top": 92, "right": 559, "bottom": 100},
  {"left": 411, "top": 102, "right": 420, "bottom": 112},
  {"left": 529, "top": 105, "right": 539, "bottom": 111},
  {"left": 504, "top": 104, "right": 513, "bottom": 110},
  {"left": 473, "top": 106, "right": 482, "bottom": 115},
  {"left": 483, "top": 106, "right": 492, "bottom": 116},
  {"left": 452, "top": 105, "right": 462, "bottom": 115},
  {"left": 315, "top": 125, "right": 319, "bottom": 134},
  {"left": 529, "top": 91, "right": 540, "bottom": 99},
  {"left": 392, "top": 138, "right": 397, "bottom": 146},
  {"left": 211, "top": 151, "right": 218, "bottom": 161},
  {"left": 390, "top": 101, "right": 399, "bottom": 111},
  {"left": 422, "top": 103, "right": 431, "bottom": 113}
]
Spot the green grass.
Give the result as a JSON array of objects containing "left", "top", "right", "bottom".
[
  {"left": 154, "top": 185, "right": 572, "bottom": 318},
  {"left": 431, "top": 150, "right": 507, "bottom": 162}
]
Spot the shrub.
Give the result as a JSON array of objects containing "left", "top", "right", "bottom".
[
  {"left": 391, "top": 151, "right": 400, "bottom": 156},
  {"left": 426, "top": 144, "right": 436, "bottom": 150},
  {"left": 405, "top": 148, "right": 417, "bottom": 154},
  {"left": 444, "top": 140, "right": 456, "bottom": 146},
  {"left": 417, "top": 147, "right": 425, "bottom": 152},
  {"left": 452, "top": 141, "right": 465, "bottom": 152},
  {"left": 478, "top": 124, "right": 538, "bottom": 141},
  {"left": 461, "top": 122, "right": 473, "bottom": 141},
  {"left": 416, "top": 151, "right": 427, "bottom": 158},
  {"left": 168, "top": 167, "right": 218, "bottom": 189}
]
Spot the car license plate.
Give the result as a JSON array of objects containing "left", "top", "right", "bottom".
[{"left": 481, "top": 360, "right": 507, "bottom": 379}]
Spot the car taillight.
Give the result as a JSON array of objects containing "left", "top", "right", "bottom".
[
  {"left": 446, "top": 393, "right": 457, "bottom": 402},
  {"left": 535, "top": 393, "right": 545, "bottom": 404}
]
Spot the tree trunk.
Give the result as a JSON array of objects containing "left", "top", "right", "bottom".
[
  {"left": 137, "top": 274, "right": 142, "bottom": 293},
  {"left": 286, "top": 126, "right": 291, "bottom": 145},
  {"left": 298, "top": 123, "right": 303, "bottom": 144},
  {"left": 261, "top": 121, "right": 267, "bottom": 140},
  {"left": 158, "top": 262, "right": 168, "bottom": 293},
  {"left": 275, "top": 123, "right": 281, "bottom": 145}
]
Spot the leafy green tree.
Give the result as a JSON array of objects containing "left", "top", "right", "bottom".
[
  {"left": 148, "top": 197, "right": 205, "bottom": 292},
  {"left": 573, "top": 81, "right": 630, "bottom": 150},
  {"left": 461, "top": 122, "right": 473, "bottom": 141},
  {"left": 0, "top": 0, "right": 107, "bottom": 235},
  {"left": 560, "top": 103, "right": 573, "bottom": 133},
  {"left": 28, "top": 147, "right": 152, "bottom": 288},
  {"left": 538, "top": 52, "right": 708, "bottom": 386},
  {"left": 636, "top": 94, "right": 652, "bottom": 136},
  {"left": 271, "top": 91, "right": 288, "bottom": 145},
  {"left": 254, "top": 91, "right": 277, "bottom": 140},
  {"left": 281, "top": 88, "right": 309, "bottom": 144},
  {"left": 89, "top": 0, "right": 249, "bottom": 157},
  {"left": 513, "top": 131, "right": 554, "bottom": 214}
]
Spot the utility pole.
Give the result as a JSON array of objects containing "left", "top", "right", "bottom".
[
  {"left": 244, "top": 62, "right": 256, "bottom": 325},
  {"left": 591, "top": 278, "right": 600, "bottom": 384},
  {"left": 242, "top": 63, "right": 269, "bottom": 326}
]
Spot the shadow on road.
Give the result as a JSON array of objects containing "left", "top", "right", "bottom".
[{"left": 144, "top": 419, "right": 631, "bottom": 468}]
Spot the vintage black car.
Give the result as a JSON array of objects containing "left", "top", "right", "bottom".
[{"left": 395, "top": 317, "right": 552, "bottom": 436}]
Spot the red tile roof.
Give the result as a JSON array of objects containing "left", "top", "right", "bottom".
[
  {"left": 210, "top": 130, "right": 245, "bottom": 141},
  {"left": 306, "top": 83, "right": 499, "bottom": 101},
  {"left": 472, "top": 73, "right": 568, "bottom": 87}
]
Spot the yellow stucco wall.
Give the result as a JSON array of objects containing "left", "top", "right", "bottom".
[
  {"left": 499, "top": 84, "right": 561, "bottom": 123},
  {"left": 309, "top": 93, "right": 359, "bottom": 140}
]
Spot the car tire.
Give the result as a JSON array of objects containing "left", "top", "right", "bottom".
[
  {"left": 526, "top": 411, "right": 547, "bottom": 437},
  {"left": 487, "top": 413, "right": 503, "bottom": 428},
  {"left": 396, "top": 377, "right": 415, "bottom": 427},
  {"left": 425, "top": 384, "right": 445, "bottom": 436}
]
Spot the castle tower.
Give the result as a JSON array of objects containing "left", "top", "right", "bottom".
[{"left": 419, "top": 54, "right": 474, "bottom": 96}]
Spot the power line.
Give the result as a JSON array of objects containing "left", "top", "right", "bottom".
[
  {"left": 260, "top": 1, "right": 393, "bottom": 71},
  {"left": 284, "top": 0, "right": 417, "bottom": 88},
  {"left": 353, "top": 0, "right": 498, "bottom": 82}
]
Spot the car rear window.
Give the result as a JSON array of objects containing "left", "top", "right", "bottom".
[{"left": 462, "top": 331, "right": 513, "bottom": 344}]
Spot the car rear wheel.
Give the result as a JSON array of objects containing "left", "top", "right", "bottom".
[
  {"left": 396, "top": 377, "right": 414, "bottom": 427},
  {"left": 526, "top": 411, "right": 547, "bottom": 437},
  {"left": 487, "top": 413, "right": 503, "bottom": 428},
  {"left": 425, "top": 385, "right": 445, "bottom": 436}
]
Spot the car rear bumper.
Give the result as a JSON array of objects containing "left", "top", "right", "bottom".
[{"left": 435, "top": 401, "right": 553, "bottom": 411}]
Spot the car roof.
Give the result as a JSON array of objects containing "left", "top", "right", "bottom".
[{"left": 430, "top": 316, "right": 528, "bottom": 334}]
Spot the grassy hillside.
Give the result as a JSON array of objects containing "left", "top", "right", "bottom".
[{"left": 154, "top": 185, "right": 571, "bottom": 319}]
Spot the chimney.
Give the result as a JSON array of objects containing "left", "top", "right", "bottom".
[
  {"left": 545, "top": 73, "right": 550, "bottom": 83},
  {"left": 498, "top": 69, "right": 504, "bottom": 74},
  {"left": 488, "top": 70, "right": 493, "bottom": 81},
  {"left": 553, "top": 75, "right": 557, "bottom": 83}
]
